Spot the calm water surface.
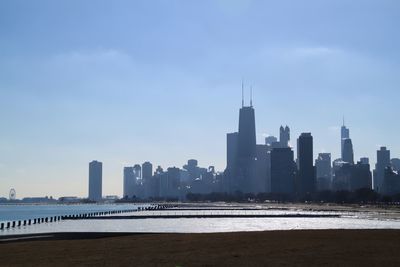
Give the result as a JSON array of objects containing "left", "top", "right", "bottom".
[
  {"left": 0, "top": 204, "right": 143, "bottom": 222},
  {"left": 1, "top": 204, "right": 400, "bottom": 236}
]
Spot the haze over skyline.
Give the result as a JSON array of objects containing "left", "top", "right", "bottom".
[{"left": 1, "top": 0, "right": 399, "bottom": 198}]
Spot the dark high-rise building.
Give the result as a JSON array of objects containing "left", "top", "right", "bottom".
[
  {"left": 133, "top": 164, "right": 142, "bottom": 179},
  {"left": 341, "top": 120, "right": 350, "bottom": 159},
  {"left": 315, "top": 153, "right": 332, "bottom": 191},
  {"left": 88, "top": 160, "right": 102, "bottom": 201},
  {"left": 297, "top": 133, "right": 316, "bottom": 195},
  {"left": 360, "top": 157, "right": 369, "bottom": 165},
  {"left": 229, "top": 100, "right": 257, "bottom": 193},
  {"left": 226, "top": 132, "right": 238, "bottom": 170},
  {"left": 255, "top": 144, "right": 268, "bottom": 193},
  {"left": 142, "top": 162, "right": 153, "bottom": 180},
  {"left": 265, "top": 136, "right": 278, "bottom": 146},
  {"left": 333, "top": 161, "right": 372, "bottom": 191},
  {"left": 183, "top": 159, "right": 200, "bottom": 181},
  {"left": 391, "top": 158, "right": 400, "bottom": 172},
  {"left": 381, "top": 167, "right": 400, "bottom": 196},
  {"left": 373, "top": 146, "right": 391, "bottom": 192},
  {"left": 351, "top": 161, "right": 372, "bottom": 191},
  {"left": 271, "top": 147, "right": 296, "bottom": 194},
  {"left": 342, "top": 138, "right": 354, "bottom": 164},
  {"left": 167, "top": 167, "right": 181, "bottom": 198},
  {"left": 142, "top": 161, "right": 153, "bottom": 198},
  {"left": 123, "top": 166, "right": 135, "bottom": 198},
  {"left": 265, "top": 135, "right": 280, "bottom": 193},
  {"left": 279, "top": 126, "right": 290, "bottom": 148},
  {"left": 237, "top": 106, "right": 256, "bottom": 159}
]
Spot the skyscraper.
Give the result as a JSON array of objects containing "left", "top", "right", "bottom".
[
  {"left": 142, "top": 162, "right": 153, "bottom": 181},
  {"left": 226, "top": 132, "right": 238, "bottom": 171},
  {"left": 341, "top": 120, "right": 350, "bottom": 159},
  {"left": 265, "top": 136, "right": 278, "bottom": 146},
  {"left": 297, "top": 133, "right": 316, "bottom": 195},
  {"left": 255, "top": 144, "right": 268, "bottom": 193},
  {"left": 279, "top": 126, "right": 290, "bottom": 148},
  {"left": 315, "top": 153, "right": 332, "bottom": 191},
  {"left": 123, "top": 166, "right": 135, "bottom": 198},
  {"left": 265, "top": 135, "right": 280, "bottom": 193},
  {"left": 342, "top": 138, "right": 354, "bottom": 164},
  {"left": 391, "top": 158, "right": 400, "bottom": 172},
  {"left": 373, "top": 147, "right": 391, "bottom": 192},
  {"left": 271, "top": 147, "right": 296, "bottom": 194},
  {"left": 133, "top": 164, "right": 142, "bottom": 179},
  {"left": 142, "top": 161, "right": 153, "bottom": 198},
  {"left": 235, "top": 101, "right": 257, "bottom": 193},
  {"left": 88, "top": 160, "right": 102, "bottom": 202},
  {"left": 333, "top": 162, "right": 372, "bottom": 191},
  {"left": 360, "top": 157, "right": 370, "bottom": 165}
]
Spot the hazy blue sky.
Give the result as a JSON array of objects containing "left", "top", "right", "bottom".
[{"left": 1, "top": 0, "right": 399, "bottom": 198}]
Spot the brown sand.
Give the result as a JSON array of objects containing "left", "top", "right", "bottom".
[{"left": 1, "top": 230, "right": 400, "bottom": 266}]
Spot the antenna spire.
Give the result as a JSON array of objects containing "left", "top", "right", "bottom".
[
  {"left": 250, "top": 85, "right": 253, "bottom": 107},
  {"left": 241, "top": 79, "right": 244, "bottom": 107},
  {"left": 343, "top": 116, "right": 345, "bottom": 127}
]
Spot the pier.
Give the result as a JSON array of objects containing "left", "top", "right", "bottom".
[{"left": 0, "top": 204, "right": 172, "bottom": 231}]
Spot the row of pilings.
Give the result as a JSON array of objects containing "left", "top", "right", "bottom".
[{"left": 0, "top": 204, "right": 174, "bottom": 231}]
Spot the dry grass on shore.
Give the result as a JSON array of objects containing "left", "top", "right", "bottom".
[{"left": 1, "top": 230, "right": 400, "bottom": 266}]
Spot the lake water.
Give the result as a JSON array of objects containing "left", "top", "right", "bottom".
[
  {"left": 0, "top": 204, "right": 144, "bottom": 222},
  {"left": 1, "top": 204, "right": 400, "bottom": 236}
]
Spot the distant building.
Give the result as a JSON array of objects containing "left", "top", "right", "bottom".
[
  {"left": 142, "top": 162, "right": 153, "bottom": 181},
  {"left": 142, "top": 161, "right": 153, "bottom": 198},
  {"left": 183, "top": 159, "right": 200, "bottom": 181},
  {"left": 59, "top": 196, "right": 80, "bottom": 203},
  {"left": 265, "top": 136, "right": 278, "bottom": 146},
  {"left": 123, "top": 167, "right": 135, "bottom": 198},
  {"left": 342, "top": 138, "right": 354, "bottom": 164},
  {"left": 360, "top": 157, "right": 369, "bottom": 165},
  {"left": 381, "top": 167, "right": 400, "bottom": 196},
  {"left": 279, "top": 126, "right": 290, "bottom": 148},
  {"left": 352, "top": 161, "right": 372, "bottom": 191},
  {"left": 333, "top": 161, "right": 372, "bottom": 191},
  {"left": 341, "top": 121, "right": 350, "bottom": 159},
  {"left": 88, "top": 160, "right": 102, "bottom": 201},
  {"left": 133, "top": 164, "right": 142, "bottom": 179},
  {"left": 235, "top": 103, "right": 257, "bottom": 193},
  {"left": 255, "top": 144, "right": 268, "bottom": 193},
  {"left": 166, "top": 167, "right": 181, "bottom": 198},
  {"left": 391, "top": 158, "right": 400, "bottom": 172},
  {"left": 315, "top": 153, "right": 332, "bottom": 191},
  {"left": 265, "top": 135, "right": 281, "bottom": 193},
  {"left": 373, "top": 147, "right": 391, "bottom": 192},
  {"left": 297, "top": 133, "right": 316, "bottom": 195},
  {"left": 271, "top": 147, "right": 296, "bottom": 194}
]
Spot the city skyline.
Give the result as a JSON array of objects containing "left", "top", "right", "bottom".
[{"left": 1, "top": 1, "right": 400, "bottom": 198}]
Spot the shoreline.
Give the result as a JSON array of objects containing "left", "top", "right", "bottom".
[{"left": 1, "top": 230, "right": 400, "bottom": 266}]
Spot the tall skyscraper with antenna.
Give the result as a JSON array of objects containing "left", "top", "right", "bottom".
[
  {"left": 228, "top": 84, "right": 257, "bottom": 193},
  {"left": 341, "top": 117, "right": 350, "bottom": 159}
]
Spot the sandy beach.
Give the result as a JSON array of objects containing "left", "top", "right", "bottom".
[{"left": 1, "top": 230, "right": 400, "bottom": 266}]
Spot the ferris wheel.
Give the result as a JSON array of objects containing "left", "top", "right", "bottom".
[{"left": 9, "top": 188, "right": 16, "bottom": 200}]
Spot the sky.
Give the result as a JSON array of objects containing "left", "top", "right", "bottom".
[{"left": 0, "top": 0, "right": 399, "bottom": 198}]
